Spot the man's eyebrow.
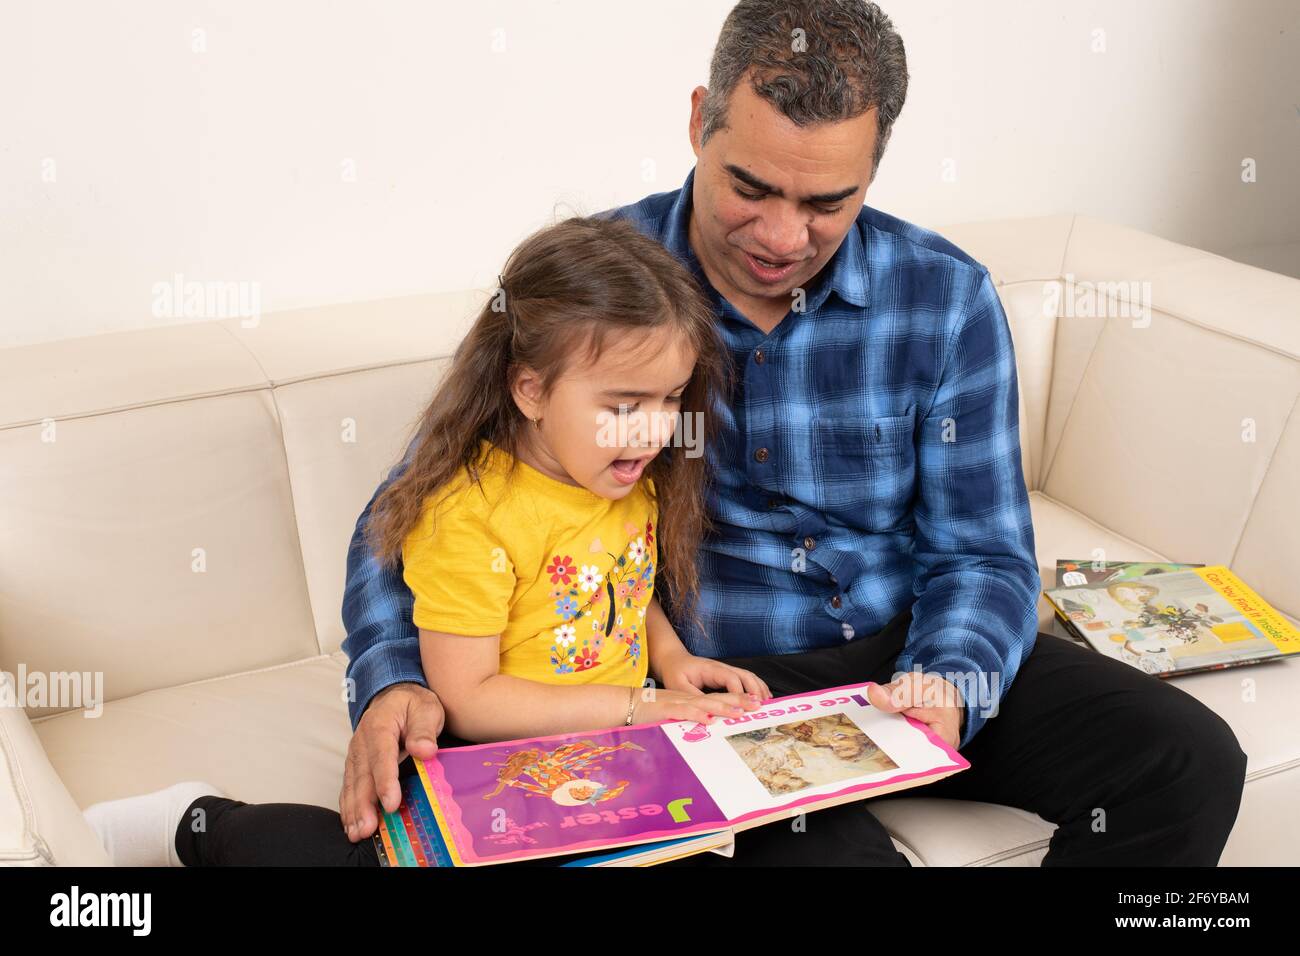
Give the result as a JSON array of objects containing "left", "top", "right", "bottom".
[
  {"left": 600, "top": 377, "right": 693, "bottom": 400},
  {"left": 726, "top": 164, "right": 860, "bottom": 204}
]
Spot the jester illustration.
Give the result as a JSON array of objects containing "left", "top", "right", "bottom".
[{"left": 481, "top": 740, "right": 646, "bottom": 806}]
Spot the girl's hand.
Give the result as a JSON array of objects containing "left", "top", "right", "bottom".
[
  {"left": 632, "top": 688, "right": 762, "bottom": 726},
  {"left": 657, "top": 653, "right": 772, "bottom": 703}
]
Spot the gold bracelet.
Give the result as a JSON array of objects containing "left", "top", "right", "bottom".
[{"left": 624, "top": 685, "right": 637, "bottom": 725}]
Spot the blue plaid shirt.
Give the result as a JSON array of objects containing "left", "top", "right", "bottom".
[{"left": 342, "top": 165, "right": 1039, "bottom": 749}]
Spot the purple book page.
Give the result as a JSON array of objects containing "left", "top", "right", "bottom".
[{"left": 423, "top": 723, "right": 728, "bottom": 864}]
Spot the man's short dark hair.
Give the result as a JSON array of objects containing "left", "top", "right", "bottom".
[{"left": 701, "top": 0, "right": 909, "bottom": 182}]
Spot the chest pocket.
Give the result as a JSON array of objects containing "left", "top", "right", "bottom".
[{"left": 810, "top": 407, "right": 917, "bottom": 532}]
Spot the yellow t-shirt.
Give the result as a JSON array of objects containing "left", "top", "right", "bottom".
[{"left": 402, "top": 438, "right": 656, "bottom": 688}]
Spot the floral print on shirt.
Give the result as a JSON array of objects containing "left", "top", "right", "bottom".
[{"left": 547, "top": 519, "right": 655, "bottom": 675}]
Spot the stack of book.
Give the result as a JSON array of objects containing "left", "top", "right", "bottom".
[{"left": 1041, "top": 561, "right": 1299, "bottom": 676}]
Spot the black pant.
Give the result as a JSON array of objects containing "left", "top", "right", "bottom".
[{"left": 174, "top": 607, "right": 1248, "bottom": 866}]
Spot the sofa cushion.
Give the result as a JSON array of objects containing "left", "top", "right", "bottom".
[
  {"left": 869, "top": 797, "right": 1051, "bottom": 866},
  {"left": 32, "top": 654, "right": 353, "bottom": 810}
]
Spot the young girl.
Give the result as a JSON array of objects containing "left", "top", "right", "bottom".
[{"left": 82, "top": 214, "right": 772, "bottom": 866}]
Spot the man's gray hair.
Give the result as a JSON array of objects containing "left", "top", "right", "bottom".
[{"left": 701, "top": 0, "right": 909, "bottom": 181}]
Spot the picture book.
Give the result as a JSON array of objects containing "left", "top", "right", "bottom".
[
  {"left": 1046, "top": 560, "right": 1205, "bottom": 644},
  {"left": 375, "top": 680, "right": 969, "bottom": 866},
  {"left": 1042, "top": 563, "right": 1300, "bottom": 676}
]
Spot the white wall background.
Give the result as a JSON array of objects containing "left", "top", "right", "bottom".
[{"left": 1, "top": 0, "right": 1297, "bottom": 349}]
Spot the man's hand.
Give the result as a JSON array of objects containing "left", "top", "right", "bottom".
[
  {"left": 339, "top": 682, "right": 445, "bottom": 843},
  {"left": 867, "top": 672, "right": 965, "bottom": 752}
]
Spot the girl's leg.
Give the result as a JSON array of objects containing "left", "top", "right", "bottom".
[
  {"left": 173, "top": 794, "right": 383, "bottom": 867},
  {"left": 173, "top": 751, "right": 441, "bottom": 867}
]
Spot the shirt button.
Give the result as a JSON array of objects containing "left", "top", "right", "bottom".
[
  {"left": 754, "top": 348, "right": 765, "bottom": 365},
  {"left": 767, "top": 497, "right": 780, "bottom": 510},
  {"left": 830, "top": 595, "right": 842, "bottom": 609},
  {"left": 803, "top": 536, "right": 816, "bottom": 550},
  {"left": 754, "top": 447, "right": 769, "bottom": 463}
]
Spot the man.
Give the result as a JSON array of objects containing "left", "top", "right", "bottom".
[{"left": 339, "top": 0, "right": 1246, "bottom": 865}]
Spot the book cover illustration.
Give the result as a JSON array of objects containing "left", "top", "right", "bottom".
[
  {"left": 380, "top": 681, "right": 968, "bottom": 866},
  {"left": 1047, "top": 560, "right": 1204, "bottom": 644},
  {"left": 1043, "top": 564, "right": 1299, "bottom": 676}
]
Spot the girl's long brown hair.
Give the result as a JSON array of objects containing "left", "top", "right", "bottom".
[{"left": 364, "top": 214, "right": 732, "bottom": 640}]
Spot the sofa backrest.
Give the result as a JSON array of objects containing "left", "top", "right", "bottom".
[
  {"left": 2, "top": 214, "right": 1296, "bottom": 717},
  {"left": 938, "top": 214, "right": 1299, "bottom": 622},
  {"left": 0, "top": 291, "right": 485, "bottom": 716}
]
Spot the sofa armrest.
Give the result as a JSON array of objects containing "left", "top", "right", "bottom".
[{"left": 0, "top": 676, "right": 112, "bottom": 866}]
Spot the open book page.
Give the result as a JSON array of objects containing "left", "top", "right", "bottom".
[
  {"left": 420, "top": 723, "right": 730, "bottom": 865},
  {"left": 662, "top": 681, "right": 969, "bottom": 824}
]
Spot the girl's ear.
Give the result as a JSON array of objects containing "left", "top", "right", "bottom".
[{"left": 510, "top": 365, "right": 544, "bottom": 421}]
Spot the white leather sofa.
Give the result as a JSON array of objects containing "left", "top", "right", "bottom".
[{"left": 2, "top": 214, "right": 1296, "bottom": 867}]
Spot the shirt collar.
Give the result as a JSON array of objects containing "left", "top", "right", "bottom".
[{"left": 662, "top": 164, "right": 871, "bottom": 313}]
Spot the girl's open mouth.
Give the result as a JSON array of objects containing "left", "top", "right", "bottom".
[{"left": 609, "top": 457, "right": 648, "bottom": 484}]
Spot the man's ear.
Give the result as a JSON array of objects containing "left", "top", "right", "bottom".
[{"left": 688, "top": 85, "right": 707, "bottom": 155}]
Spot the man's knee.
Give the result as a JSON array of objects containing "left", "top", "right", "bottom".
[{"left": 1145, "top": 691, "right": 1248, "bottom": 813}]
